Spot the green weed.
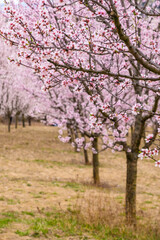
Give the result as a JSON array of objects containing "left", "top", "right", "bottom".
[
  {"left": 63, "top": 182, "right": 85, "bottom": 192},
  {"left": 0, "top": 196, "right": 5, "bottom": 201},
  {"left": 22, "top": 211, "right": 35, "bottom": 217},
  {"left": 0, "top": 211, "right": 19, "bottom": 229},
  {"left": 15, "top": 229, "right": 30, "bottom": 236},
  {"left": 144, "top": 201, "right": 152, "bottom": 204}
]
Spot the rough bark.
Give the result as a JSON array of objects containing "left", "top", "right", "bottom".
[
  {"left": 81, "top": 133, "right": 89, "bottom": 165},
  {"left": 15, "top": 113, "right": 18, "bottom": 129},
  {"left": 22, "top": 114, "right": 25, "bottom": 128},
  {"left": 70, "top": 128, "right": 74, "bottom": 143},
  {"left": 125, "top": 113, "right": 144, "bottom": 227},
  {"left": 28, "top": 116, "right": 31, "bottom": 126},
  {"left": 92, "top": 137, "right": 100, "bottom": 185},
  {"left": 8, "top": 115, "right": 12, "bottom": 132},
  {"left": 125, "top": 152, "right": 138, "bottom": 227},
  {"left": 83, "top": 147, "right": 89, "bottom": 165},
  {"left": 74, "top": 128, "right": 79, "bottom": 152}
]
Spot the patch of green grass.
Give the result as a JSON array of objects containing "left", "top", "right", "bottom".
[
  {"left": 27, "top": 183, "right": 32, "bottom": 187},
  {"left": 116, "top": 196, "right": 123, "bottom": 200},
  {"left": 15, "top": 189, "right": 24, "bottom": 192},
  {"left": 144, "top": 201, "right": 152, "bottom": 204},
  {"left": 53, "top": 192, "right": 58, "bottom": 195},
  {"left": 141, "top": 207, "right": 147, "bottom": 211},
  {"left": 0, "top": 196, "right": 5, "bottom": 201},
  {"left": 143, "top": 192, "right": 154, "bottom": 196},
  {"left": 52, "top": 181, "right": 60, "bottom": 187},
  {"left": 22, "top": 211, "right": 35, "bottom": 217},
  {"left": 0, "top": 218, "right": 13, "bottom": 228},
  {"left": 31, "top": 231, "right": 41, "bottom": 237},
  {"left": 28, "top": 217, "right": 50, "bottom": 237},
  {"left": 34, "top": 159, "right": 46, "bottom": 163},
  {"left": 116, "top": 196, "right": 124, "bottom": 203},
  {"left": 34, "top": 159, "right": 65, "bottom": 167},
  {"left": 0, "top": 204, "right": 159, "bottom": 240},
  {"left": 2, "top": 212, "right": 18, "bottom": 218},
  {"left": 33, "top": 195, "right": 42, "bottom": 199},
  {"left": 63, "top": 182, "right": 85, "bottom": 192},
  {"left": 0, "top": 211, "right": 19, "bottom": 229},
  {"left": 7, "top": 198, "right": 17, "bottom": 205},
  {"left": 39, "top": 191, "right": 45, "bottom": 195},
  {"left": 23, "top": 210, "right": 83, "bottom": 238},
  {"left": 15, "top": 229, "right": 30, "bottom": 236},
  {"left": 21, "top": 209, "right": 160, "bottom": 240},
  {"left": 77, "top": 164, "right": 91, "bottom": 169},
  {"left": 52, "top": 180, "right": 85, "bottom": 192}
]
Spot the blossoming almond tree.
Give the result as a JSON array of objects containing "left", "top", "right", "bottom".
[
  {"left": 24, "top": 78, "right": 109, "bottom": 184},
  {"left": 0, "top": 15, "right": 39, "bottom": 131},
  {"left": 1, "top": 0, "right": 160, "bottom": 225}
]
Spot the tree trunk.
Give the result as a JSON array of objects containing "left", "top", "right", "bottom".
[
  {"left": 22, "top": 114, "right": 25, "bottom": 127},
  {"left": 15, "top": 113, "right": 18, "bottom": 129},
  {"left": 83, "top": 147, "right": 89, "bottom": 165},
  {"left": 92, "top": 137, "right": 100, "bottom": 185},
  {"left": 8, "top": 115, "right": 12, "bottom": 132},
  {"left": 74, "top": 129, "right": 79, "bottom": 152},
  {"left": 70, "top": 128, "right": 74, "bottom": 143},
  {"left": 125, "top": 152, "right": 138, "bottom": 227},
  {"left": 81, "top": 133, "right": 89, "bottom": 165},
  {"left": 28, "top": 116, "right": 31, "bottom": 126}
]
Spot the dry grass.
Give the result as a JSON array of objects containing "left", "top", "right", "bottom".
[
  {"left": 0, "top": 123, "right": 159, "bottom": 239},
  {"left": 73, "top": 191, "right": 124, "bottom": 227}
]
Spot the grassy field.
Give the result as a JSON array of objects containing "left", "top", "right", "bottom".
[{"left": 0, "top": 123, "right": 160, "bottom": 239}]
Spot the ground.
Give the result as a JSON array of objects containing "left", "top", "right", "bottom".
[{"left": 0, "top": 123, "right": 160, "bottom": 240}]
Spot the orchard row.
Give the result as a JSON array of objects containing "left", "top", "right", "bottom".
[{"left": 0, "top": 0, "right": 160, "bottom": 227}]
